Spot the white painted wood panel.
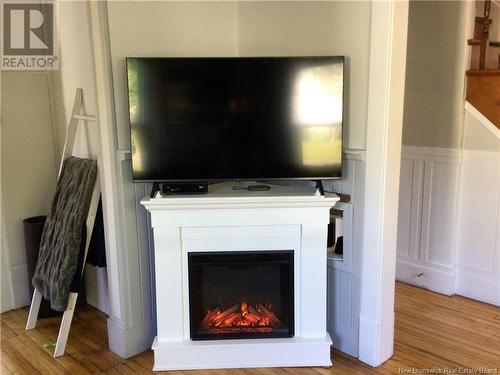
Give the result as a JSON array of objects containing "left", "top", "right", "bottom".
[
  {"left": 182, "top": 225, "right": 300, "bottom": 240},
  {"left": 455, "top": 150, "right": 500, "bottom": 305},
  {"left": 425, "top": 162, "right": 460, "bottom": 267},
  {"left": 183, "top": 238, "right": 300, "bottom": 252},
  {"left": 84, "top": 265, "right": 110, "bottom": 315},
  {"left": 456, "top": 154, "right": 499, "bottom": 272},
  {"left": 150, "top": 209, "right": 329, "bottom": 228},
  {"left": 326, "top": 153, "right": 365, "bottom": 358},
  {"left": 327, "top": 268, "right": 359, "bottom": 356},
  {"left": 398, "top": 143, "right": 500, "bottom": 306},
  {"left": 409, "top": 160, "right": 425, "bottom": 259},
  {"left": 134, "top": 183, "right": 155, "bottom": 326},
  {"left": 396, "top": 146, "right": 460, "bottom": 294},
  {"left": 153, "top": 227, "right": 183, "bottom": 342},
  {"left": 300, "top": 224, "right": 329, "bottom": 338},
  {"left": 396, "top": 159, "right": 413, "bottom": 258},
  {"left": 327, "top": 150, "right": 365, "bottom": 206}
]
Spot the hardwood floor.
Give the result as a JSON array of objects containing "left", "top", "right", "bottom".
[{"left": 2, "top": 283, "right": 500, "bottom": 374}]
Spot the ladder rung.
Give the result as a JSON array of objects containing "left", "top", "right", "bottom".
[
  {"left": 73, "top": 114, "right": 97, "bottom": 122},
  {"left": 468, "top": 39, "right": 481, "bottom": 46},
  {"left": 489, "top": 41, "right": 500, "bottom": 47},
  {"left": 475, "top": 16, "right": 492, "bottom": 24}
]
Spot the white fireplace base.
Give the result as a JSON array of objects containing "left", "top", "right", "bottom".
[
  {"left": 141, "top": 182, "right": 338, "bottom": 371},
  {"left": 152, "top": 335, "right": 332, "bottom": 371}
]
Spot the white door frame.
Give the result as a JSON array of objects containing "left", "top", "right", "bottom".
[{"left": 359, "top": 0, "right": 409, "bottom": 366}]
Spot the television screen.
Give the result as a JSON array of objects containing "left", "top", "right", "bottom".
[{"left": 126, "top": 56, "right": 343, "bottom": 182}]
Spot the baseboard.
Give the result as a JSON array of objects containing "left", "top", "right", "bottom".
[
  {"left": 455, "top": 268, "right": 500, "bottom": 306},
  {"left": 358, "top": 313, "right": 394, "bottom": 367},
  {"left": 151, "top": 335, "right": 332, "bottom": 371},
  {"left": 396, "top": 259, "right": 455, "bottom": 295},
  {"left": 107, "top": 317, "right": 155, "bottom": 358}
]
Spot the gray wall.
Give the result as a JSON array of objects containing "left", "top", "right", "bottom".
[
  {"left": 1, "top": 72, "right": 58, "bottom": 311},
  {"left": 402, "top": 1, "right": 467, "bottom": 149}
]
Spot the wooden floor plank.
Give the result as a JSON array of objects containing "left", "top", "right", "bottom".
[
  {"left": 7, "top": 335, "right": 69, "bottom": 375},
  {"left": 2, "top": 282, "right": 500, "bottom": 374},
  {"left": 1, "top": 338, "right": 43, "bottom": 375},
  {"left": 1, "top": 363, "right": 13, "bottom": 374},
  {"left": 0, "top": 321, "right": 17, "bottom": 341},
  {"left": 25, "top": 329, "right": 93, "bottom": 375},
  {"left": 88, "top": 350, "right": 125, "bottom": 372}
]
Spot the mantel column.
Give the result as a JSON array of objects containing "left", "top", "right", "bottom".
[{"left": 153, "top": 226, "right": 184, "bottom": 341}]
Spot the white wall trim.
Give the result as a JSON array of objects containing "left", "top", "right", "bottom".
[
  {"left": 401, "top": 145, "right": 461, "bottom": 163},
  {"left": 462, "top": 149, "right": 500, "bottom": 163},
  {"left": 396, "top": 259, "right": 455, "bottom": 296},
  {"left": 88, "top": 0, "right": 123, "bottom": 324},
  {"left": 107, "top": 317, "right": 155, "bottom": 359},
  {"left": 89, "top": 1, "right": 154, "bottom": 357},
  {"left": 117, "top": 150, "right": 131, "bottom": 161},
  {"left": 359, "top": 0, "right": 409, "bottom": 366},
  {"left": 344, "top": 148, "right": 366, "bottom": 161},
  {"left": 465, "top": 101, "right": 500, "bottom": 141},
  {"left": 455, "top": 269, "right": 500, "bottom": 306},
  {"left": 0, "top": 191, "right": 15, "bottom": 313},
  {"left": 397, "top": 253, "right": 454, "bottom": 273}
]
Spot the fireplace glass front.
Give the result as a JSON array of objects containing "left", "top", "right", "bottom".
[{"left": 188, "top": 250, "right": 294, "bottom": 340}]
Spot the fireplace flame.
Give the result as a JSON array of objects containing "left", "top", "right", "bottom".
[{"left": 201, "top": 302, "right": 281, "bottom": 333}]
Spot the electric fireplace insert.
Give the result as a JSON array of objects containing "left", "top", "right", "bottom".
[{"left": 188, "top": 251, "right": 294, "bottom": 340}]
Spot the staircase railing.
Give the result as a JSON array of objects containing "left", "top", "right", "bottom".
[
  {"left": 468, "top": 0, "right": 500, "bottom": 70},
  {"left": 466, "top": 1, "right": 500, "bottom": 130}
]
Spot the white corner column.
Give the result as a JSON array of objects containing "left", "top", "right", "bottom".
[
  {"left": 89, "top": 1, "right": 155, "bottom": 357},
  {"left": 358, "top": 0, "right": 409, "bottom": 366}
]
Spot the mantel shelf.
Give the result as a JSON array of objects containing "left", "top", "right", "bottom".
[{"left": 141, "top": 182, "right": 339, "bottom": 211}]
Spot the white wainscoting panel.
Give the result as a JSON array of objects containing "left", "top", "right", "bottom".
[
  {"left": 455, "top": 150, "right": 500, "bottom": 306},
  {"left": 424, "top": 161, "right": 460, "bottom": 267},
  {"left": 326, "top": 151, "right": 365, "bottom": 358},
  {"left": 84, "top": 265, "right": 110, "bottom": 314},
  {"left": 397, "top": 159, "right": 415, "bottom": 259},
  {"left": 396, "top": 146, "right": 460, "bottom": 295},
  {"left": 9, "top": 263, "right": 31, "bottom": 308},
  {"left": 327, "top": 267, "right": 360, "bottom": 356}
]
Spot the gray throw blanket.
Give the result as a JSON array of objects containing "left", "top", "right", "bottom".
[{"left": 32, "top": 156, "right": 97, "bottom": 311}]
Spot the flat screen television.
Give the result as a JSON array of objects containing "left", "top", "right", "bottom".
[{"left": 126, "top": 56, "right": 344, "bottom": 182}]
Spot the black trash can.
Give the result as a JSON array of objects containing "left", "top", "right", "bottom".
[{"left": 23, "top": 216, "right": 61, "bottom": 318}]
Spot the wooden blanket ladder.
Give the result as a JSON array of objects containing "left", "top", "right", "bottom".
[{"left": 25, "top": 88, "right": 101, "bottom": 358}]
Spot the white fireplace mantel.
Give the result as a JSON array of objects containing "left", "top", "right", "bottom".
[{"left": 141, "top": 182, "right": 339, "bottom": 371}]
